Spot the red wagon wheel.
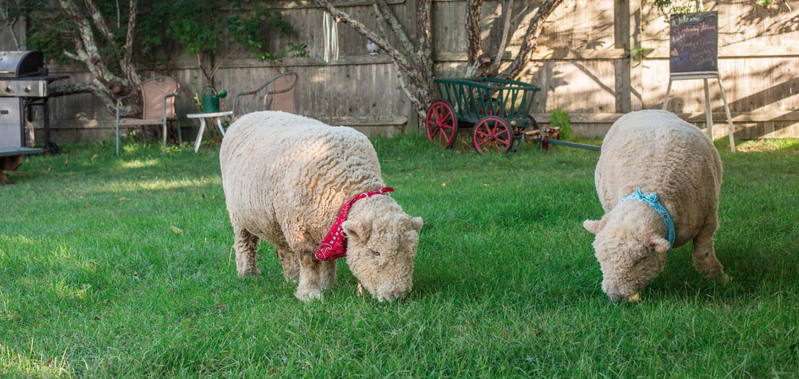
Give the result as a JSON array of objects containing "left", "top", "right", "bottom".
[
  {"left": 425, "top": 99, "right": 458, "bottom": 149},
  {"left": 472, "top": 116, "right": 513, "bottom": 154}
]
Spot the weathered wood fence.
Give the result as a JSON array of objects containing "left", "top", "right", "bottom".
[{"left": 1, "top": 0, "right": 798, "bottom": 143}]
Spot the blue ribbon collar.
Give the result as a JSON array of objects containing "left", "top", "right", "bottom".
[{"left": 618, "top": 189, "right": 675, "bottom": 253}]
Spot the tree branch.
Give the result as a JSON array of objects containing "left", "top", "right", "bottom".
[
  {"left": 120, "top": 0, "right": 140, "bottom": 87},
  {"left": 464, "top": 60, "right": 481, "bottom": 78},
  {"left": 499, "top": 0, "right": 563, "bottom": 79},
  {"left": 511, "top": 2, "right": 531, "bottom": 25},
  {"left": 485, "top": 0, "right": 514, "bottom": 76},
  {"left": 58, "top": 0, "right": 132, "bottom": 101},
  {"left": 374, "top": 0, "right": 415, "bottom": 58},
  {"left": 0, "top": 14, "right": 21, "bottom": 50},
  {"left": 197, "top": 53, "right": 214, "bottom": 86},
  {"left": 84, "top": 0, "right": 114, "bottom": 43},
  {"left": 50, "top": 81, "right": 136, "bottom": 116},
  {"left": 415, "top": 0, "right": 434, "bottom": 91},
  {"left": 63, "top": 50, "right": 82, "bottom": 62},
  {"left": 49, "top": 82, "right": 95, "bottom": 97},
  {"left": 209, "top": 46, "right": 239, "bottom": 79},
  {"left": 312, "top": 0, "right": 414, "bottom": 73},
  {"left": 372, "top": 3, "right": 388, "bottom": 37},
  {"left": 313, "top": 0, "right": 433, "bottom": 120},
  {"left": 57, "top": 0, "right": 106, "bottom": 77},
  {"left": 395, "top": 71, "right": 425, "bottom": 118}
]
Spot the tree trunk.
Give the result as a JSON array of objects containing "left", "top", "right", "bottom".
[
  {"left": 465, "top": 0, "right": 486, "bottom": 77},
  {"left": 51, "top": 0, "right": 141, "bottom": 118}
]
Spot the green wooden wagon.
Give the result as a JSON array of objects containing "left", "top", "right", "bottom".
[{"left": 425, "top": 77, "right": 544, "bottom": 154}]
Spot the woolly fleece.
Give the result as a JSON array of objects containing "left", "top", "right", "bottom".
[
  {"left": 583, "top": 110, "right": 729, "bottom": 301},
  {"left": 220, "top": 111, "right": 423, "bottom": 302}
]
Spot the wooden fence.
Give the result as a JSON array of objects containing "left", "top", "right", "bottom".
[{"left": 2, "top": 0, "right": 798, "bottom": 143}]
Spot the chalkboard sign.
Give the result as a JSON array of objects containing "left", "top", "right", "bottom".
[{"left": 669, "top": 11, "right": 718, "bottom": 74}]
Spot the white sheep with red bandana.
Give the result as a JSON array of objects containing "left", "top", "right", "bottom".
[
  {"left": 220, "top": 111, "right": 423, "bottom": 302},
  {"left": 583, "top": 110, "right": 730, "bottom": 302}
]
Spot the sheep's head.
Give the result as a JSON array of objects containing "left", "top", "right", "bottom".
[
  {"left": 583, "top": 212, "right": 670, "bottom": 302},
  {"left": 343, "top": 196, "right": 423, "bottom": 302}
]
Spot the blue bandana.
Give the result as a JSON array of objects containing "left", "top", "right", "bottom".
[{"left": 618, "top": 188, "right": 675, "bottom": 253}]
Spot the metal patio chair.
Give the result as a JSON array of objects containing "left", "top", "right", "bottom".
[
  {"left": 232, "top": 72, "right": 298, "bottom": 118},
  {"left": 115, "top": 76, "right": 181, "bottom": 156}
]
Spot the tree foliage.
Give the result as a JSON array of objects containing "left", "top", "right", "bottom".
[{"left": 653, "top": 0, "right": 707, "bottom": 17}]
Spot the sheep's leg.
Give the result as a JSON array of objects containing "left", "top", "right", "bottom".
[
  {"left": 319, "top": 260, "right": 337, "bottom": 290},
  {"left": 295, "top": 251, "right": 323, "bottom": 302},
  {"left": 275, "top": 247, "right": 300, "bottom": 282},
  {"left": 233, "top": 227, "right": 261, "bottom": 278},
  {"left": 287, "top": 232, "right": 325, "bottom": 302},
  {"left": 691, "top": 219, "right": 730, "bottom": 283}
]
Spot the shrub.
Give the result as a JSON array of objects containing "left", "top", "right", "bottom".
[{"left": 550, "top": 109, "right": 573, "bottom": 140}]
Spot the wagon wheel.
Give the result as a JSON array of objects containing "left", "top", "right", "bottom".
[
  {"left": 425, "top": 99, "right": 458, "bottom": 149},
  {"left": 472, "top": 116, "right": 513, "bottom": 154}
]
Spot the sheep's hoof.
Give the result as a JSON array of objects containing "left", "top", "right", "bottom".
[
  {"left": 627, "top": 293, "right": 641, "bottom": 303},
  {"left": 283, "top": 274, "right": 299, "bottom": 283},
  {"left": 295, "top": 288, "right": 323, "bottom": 302},
  {"left": 237, "top": 267, "right": 261, "bottom": 279},
  {"left": 718, "top": 273, "right": 732, "bottom": 285},
  {"left": 357, "top": 282, "right": 365, "bottom": 296},
  {"left": 281, "top": 267, "right": 300, "bottom": 282}
]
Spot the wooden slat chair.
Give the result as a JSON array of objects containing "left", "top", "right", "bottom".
[
  {"left": 115, "top": 76, "right": 181, "bottom": 156},
  {"left": 232, "top": 72, "right": 298, "bottom": 119}
]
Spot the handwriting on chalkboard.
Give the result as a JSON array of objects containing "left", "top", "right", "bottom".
[{"left": 669, "top": 11, "right": 718, "bottom": 73}]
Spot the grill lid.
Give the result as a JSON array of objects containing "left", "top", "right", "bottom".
[{"left": 0, "top": 51, "right": 44, "bottom": 78}]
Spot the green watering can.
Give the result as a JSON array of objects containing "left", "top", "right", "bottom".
[{"left": 201, "top": 86, "right": 228, "bottom": 113}]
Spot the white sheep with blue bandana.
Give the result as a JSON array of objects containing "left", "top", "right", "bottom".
[{"left": 583, "top": 110, "right": 730, "bottom": 302}]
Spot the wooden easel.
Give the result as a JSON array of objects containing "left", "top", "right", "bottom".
[
  {"left": 661, "top": 71, "right": 736, "bottom": 152},
  {"left": 666, "top": 11, "right": 735, "bottom": 152}
]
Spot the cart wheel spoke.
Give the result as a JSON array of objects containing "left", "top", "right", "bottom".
[{"left": 428, "top": 122, "right": 438, "bottom": 136}]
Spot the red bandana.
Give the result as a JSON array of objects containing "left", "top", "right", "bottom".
[{"left": 315, "top": 187, "right": 394, "bottom": 261}]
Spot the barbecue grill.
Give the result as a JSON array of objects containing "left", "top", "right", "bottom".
[
  {"left": 0, "top": 50, "right": 68, "bottom": 153},
  {"left": 0, "top": 50, "right": 68, "bottom": 183}
]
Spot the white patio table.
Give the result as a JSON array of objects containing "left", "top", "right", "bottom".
[{"left": 186, "top": 111, "right": 234, "bottom": 152}]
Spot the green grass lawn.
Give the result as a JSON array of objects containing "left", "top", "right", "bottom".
[{"left": 1, "top": 133, "right": 799, "bottom": 378}]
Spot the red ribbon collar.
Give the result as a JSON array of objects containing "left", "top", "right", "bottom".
[{"left": 315, "top": 187, "right": 394, "bottom": 261}]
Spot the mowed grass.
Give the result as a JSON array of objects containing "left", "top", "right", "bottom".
[{"left": 1, "top": 133, "right": 798, "bottom": 378}]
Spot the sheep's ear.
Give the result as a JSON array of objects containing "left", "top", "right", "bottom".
[
  {"left": 410, "top": 217, "right": 424, "bottom": 232},
  {"left": 342, "top": 220, "right": 370, "bottom": 242},
  {"left": 648, "top": 235, "right": 671, "bottom": 254},
  {"left": 583, "top": 217, "right": 607, "bottom": 235}
]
